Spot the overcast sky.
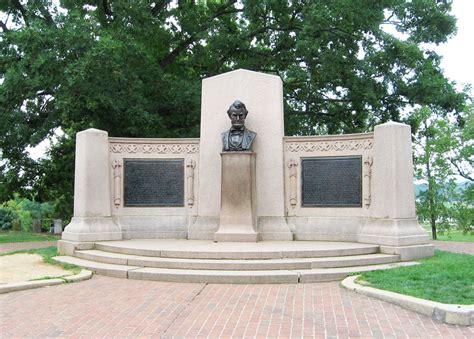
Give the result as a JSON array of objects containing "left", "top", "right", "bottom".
[{"left": 433, "top": 0, "right": 474, "bottom": 88}]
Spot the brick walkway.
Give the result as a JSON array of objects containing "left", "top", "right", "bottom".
[
  {"left": 432, "top": 240, "right": 474, "bottom": 255},
  {"left": 1, "top": 276, "right": 472, "bottom": 338},
  {"left": 0, "top": 241, "right": 57, "bottom": 254}
]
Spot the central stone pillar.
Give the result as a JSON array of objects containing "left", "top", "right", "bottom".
[{"left": 214, "top": 152, "right": 258, "bottom": 242}]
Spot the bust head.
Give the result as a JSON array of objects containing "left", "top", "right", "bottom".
[{"left": 227, "top": 100, "right": 248, "bottom": 130}]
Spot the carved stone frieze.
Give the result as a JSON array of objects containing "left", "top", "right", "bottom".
[
  {"left": 110, "top": 143, "right": 199, "bottom": 155},
  {"left": 286, "top": 139, "right": 373, "bottom": 153}
]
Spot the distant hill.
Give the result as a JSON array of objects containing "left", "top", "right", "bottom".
[{"left": 415, "top": 181, "right": 472, "bottom": 199}]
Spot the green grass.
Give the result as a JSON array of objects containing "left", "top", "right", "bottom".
[
  {"left": 0, "top": 231, "right": 60, "bottom": 243},
  {"left": 357, "top": 250, "right": 474, "bottom": 305},
  {"left": 1, "top": 246, "right": 81, "bottom": 274},
  {"left": 431, "top": 231, "right": 474, "bottom": 242}
]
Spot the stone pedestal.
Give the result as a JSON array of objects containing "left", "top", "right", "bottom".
[
  {"left": 358, "top": 121, "right": 432, "bottom": 259},
  {"left": 214, "top": 152, "right": 258, "bottom": 242},
  {"left": 61, "top": 129, "right": 122, "bottom": 242}
]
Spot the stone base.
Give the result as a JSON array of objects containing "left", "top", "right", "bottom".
[
  {"left": 116, "top": 215, "right": 188, "bottom": 240},
  {"left": 380, "top": 244, "right": 434, "bottom": 261},
  {"left": 62, "top": 217, "right": 122, "bottom": 242},
  {"left": 57, "top": 240, "right": 94, "bottom": 255},
  {"left": 213, "top": 231, "right": 259, "bottom": 242},
  {"left": 257, "top": 216, "right": 293, "bottom": 241},
  {"left": 188, "top": 216, "right": 219, "bottom": 240},
  {"left": 358, "top": 218, "right": 429, "bottom": 246},
  {"left": 289, "top": 217, "right": 363, "bottom": 242}
]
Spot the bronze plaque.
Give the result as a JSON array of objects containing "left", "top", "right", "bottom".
[
  {"left": 124, "top": 159, "right": 184, "bottom": 207},
  {"left": 302, "top": 156, "right": 362, "bottom": 207}
]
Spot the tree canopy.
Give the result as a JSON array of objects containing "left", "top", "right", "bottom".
[{"left": 0, "top": 0, "right": 469, "bottom": 219}]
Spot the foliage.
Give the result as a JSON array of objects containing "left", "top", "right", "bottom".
[
  {"left": 411, "top": 106, "right": 473, "bottom": 239},
  {"left": 358, "top": 250, "right": 474, "bottom": 305},
  {"left": 2, "top": 194, "right": 54, "bottom": 232},
  {"left": 0, "top": 1, "right": 468, "bottom": 219},
  {"left": 0, "top": 207, "right": 18, "bottom": 230},
  {"left": 0, "top": 230, "right": 59, "bottom": 243}
]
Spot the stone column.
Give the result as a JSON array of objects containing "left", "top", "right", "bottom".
[
  {"left": 358, "top": 121, "right": 433, "bottom": 260},
  {"left": 214, "top": 152, "right": 258, "bottom": 242},
  {"left": 190, "top": 69, "right": 292, "bottom": 240},
  {"left": 61, "top": 128, "right": 122, "bottom": 242}
]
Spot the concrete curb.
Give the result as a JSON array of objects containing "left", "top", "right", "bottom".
[
  {"left": 0, "top": 270, "right": 93, "bottom": 294},
  {"left": 341, "top": 275, "right": 474, "bottom": 326}
]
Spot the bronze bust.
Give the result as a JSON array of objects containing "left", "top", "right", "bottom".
[{"left": 221, "top": 100, "right": 257, "bottom": 151}]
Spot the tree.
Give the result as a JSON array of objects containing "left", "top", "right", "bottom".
[
  {"left": 411, "top": 106, "right": 473, "bottom": 239},
  {"left": 0, "top": 1, "right": 468, "bottom": 219}
]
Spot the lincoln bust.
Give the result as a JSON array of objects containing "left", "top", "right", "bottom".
[{"left": 221, "top": 100, "right": 257, "bottom": 152}]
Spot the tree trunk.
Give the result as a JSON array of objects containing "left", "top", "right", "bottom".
[{"left": 426, "top": 147, "right": 437, "bottom": 240}]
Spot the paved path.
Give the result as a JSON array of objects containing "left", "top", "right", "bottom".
[
  {"left": 432, "top": 240, "right": 474, "bottom": 255},
  {"left": 0, "top": 240, "right": 57, "bottom": 254},
  {"left": 1, "top": 276, "right": 472, "bottom": 338}
]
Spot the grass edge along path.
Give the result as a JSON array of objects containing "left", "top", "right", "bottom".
[
  {"left": 0, "top": 231, "right": 60, "bottom": 243},
  {"left": 1, "top": 246, "right": 81, "bottom": 275},
  {"left": 357, "top": 250, "right": 474, "bottom": 305}
]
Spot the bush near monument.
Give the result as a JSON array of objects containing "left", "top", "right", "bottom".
[{"left": 0, "top": 195, "right": 54, "bottom": 232}]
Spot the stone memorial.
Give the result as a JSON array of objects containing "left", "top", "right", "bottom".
[
  {"left": 53, "top": 219, "right": 63, "bottom": 234},
  {"left": 59, "top": 69, "right": 433, "bottom": 262}
]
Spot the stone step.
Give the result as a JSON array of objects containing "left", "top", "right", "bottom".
[
  {"left": 53, "top": 256, "right": 415, "bottom": 284},
  {"left": 94, "top": 240, "right": 380, "bottom": 259},
  {"left": 75, "top": 250, "right": 400, "bottom": 270},
  {"left": 53, "top": 256, "right": 139, "bottom": 278}
]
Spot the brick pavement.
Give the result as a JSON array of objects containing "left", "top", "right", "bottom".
[
  {"left": 0, "top": 241, "right": 57, "bottom": 254},
  {"left": 432, "top": 240, "right": 474, "bottom": 255},
  {"left": 1, "top": 276, "right": 472, "bottom": 338}
]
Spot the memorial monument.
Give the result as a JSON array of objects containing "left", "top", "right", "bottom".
[{"left": 57, "top": 69, "right": 434, "bottom": 283}]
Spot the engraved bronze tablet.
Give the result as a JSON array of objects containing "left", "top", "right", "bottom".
[
  {"left": 301, "top": 156, "right": 362, "bottom": 207},
  {"left": 124, "top": 159, "right": 184, "bottom": 207}
]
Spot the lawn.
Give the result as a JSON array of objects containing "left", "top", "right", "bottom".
[
  {"left": 357, "top": 250, "right": 474, "bottom": 305},
  {"left": 431, "top": 231, "right": 474, "bottom": 242},
  {"left": 0, "top": 231, "right": 60, "bottom": 243}
]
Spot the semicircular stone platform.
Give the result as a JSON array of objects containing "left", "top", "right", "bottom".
[{"left": 54, "top": 240, "right": 416, "bottom": 284}]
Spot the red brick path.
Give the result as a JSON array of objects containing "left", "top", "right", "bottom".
[{"left": 1, "top": 276, "right": 472, "bottom": 338}]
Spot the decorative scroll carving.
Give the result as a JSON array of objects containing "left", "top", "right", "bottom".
[
  {"left": 288, "top": 159, "right": 298, "bottom": 208},
  {"left": 112, "top": 160, "right": 122, "bottom": 208},
  {"left": 110, "top": 143, "right": 199, "bottom": 155},
  {"left": 363, "top": 156, "right": 373, "bottom": 208},
  {"left": 186, "top": 159, "right": 196, "bottom": 207},
  {"left": 286, "top": 139, "right": 373, "bottom": 153}
]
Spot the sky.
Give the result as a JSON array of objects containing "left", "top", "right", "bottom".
[
  {"left": 26, "top": 0, "right": 474, "bottom": 160},
  {"left": 432, "top": 0, "right": 474, "bottom": 89}
]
